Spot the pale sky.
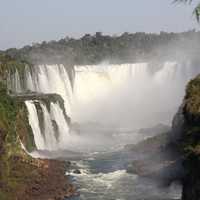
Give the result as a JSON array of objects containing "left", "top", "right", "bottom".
[{"left": 0, "top": 0, "right": 199, "bottom": 50}]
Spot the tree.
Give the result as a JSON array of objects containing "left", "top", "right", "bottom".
[{"left": 175, "top": 0, "right": 200, "bottom": 21}]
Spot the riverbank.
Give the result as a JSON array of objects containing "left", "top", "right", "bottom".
[
  {"left": 0, "top": 68, "right": 76, "bottom": 200},
  {"left": 15, "top": 158, "right": 76, "bottom": 200}
]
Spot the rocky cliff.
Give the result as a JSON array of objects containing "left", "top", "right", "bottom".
[
  {"left": 177, "top": 75, "right": 200, "bottom": 200},
  {"left": 125, "top": 74, "right": 200, "bottom": 198},
  {"left": 0, "top": 54, "right": 75, "bottom": 200}
]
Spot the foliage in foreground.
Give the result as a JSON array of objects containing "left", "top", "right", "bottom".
[{"left": 175, "top": 0, "right": 200, "bottom": 21}]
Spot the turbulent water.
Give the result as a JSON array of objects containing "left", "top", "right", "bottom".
[
  {"left": 67, "top": 150, "right": 182, "bottom": 200},
  {"left": 8, "top": 61, "right": 200, "bottom": 199}
]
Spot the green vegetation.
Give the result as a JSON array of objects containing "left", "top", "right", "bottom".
[
  {"left": 4, "top": 31, "right": 200, "bottom": 66},
  {"left": 0, "top": 82, "right": 31, "bottom": 199},
  {"left": 181, "top": 76, "right": 200, "bottom": 200},
  {"left": 0, "top": 54, "right": 37, "bottom": 200},
  {"left": 0, "top": 52, "right": 73, "bottom": 200},
  {"left": 175, "top": 0, "right": 200, "bottom": 21},
  {"left": 185, "top": 75, "right": 200, "bottom": 120},
  {"left": 0, "top": 53, "right": 31, "bottom": 94},
  {"left": 182, "top": 75, "right": 200, "bottom": 155}
]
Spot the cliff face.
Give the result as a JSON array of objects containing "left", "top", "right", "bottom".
[
  {"left": 178, "top": 75, "right": 200, "bottom": 200},
  {"left": 0, "top": 54, "right": 75, "bottom": 200},
  {"left": 0, "top": 81, "right": 34, "bottom": 199}
]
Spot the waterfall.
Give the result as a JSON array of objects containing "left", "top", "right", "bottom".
[
  {"left": 8, "top": 61, "right": 200, "bottom": 151},
  {"left": 71, "top": 62, "right": 200, "bottom": 127},
  {"left": 8, "top": 69, "right": 23, "bottom": 93},
  {"left": 40, "top": 103, "right": 58, "bottom": 150},
  {"left": 26, "top": 64, "right": 73, "bottom": 115},
  {"left": 25, "top": 100, "right": 70, "bottom": 151},
  {"left": 50, "top": 102, "right": 70, "bottom": 145},
  {"left": 25, "top": 101, "right": 46, "bottom": 150},
  {"left": 10, "top": 64, "right": 73, "bottom": 115}
]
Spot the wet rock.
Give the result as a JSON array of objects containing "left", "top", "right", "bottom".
[
  {"left": 65, "top": 161, "right": 71, "bottom": 168},
  {"left": 126, "top": 131, "right": 184, "bottom": 186},
  {"left": 138, "top": 123, "right": 171, "bottom": 136},
  {"left": 73, "top": 169, "right": 81, "bottom": 174}
]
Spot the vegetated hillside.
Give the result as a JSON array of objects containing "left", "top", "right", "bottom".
[
  {"left": 180, "top": 75, "right": 200, "bottom": 200},
  {"left": 4, "top": 30, "right": 200, "bottom": 65},
  {"left": 0, "top": 53, "right": 75, "bottom": 200}
]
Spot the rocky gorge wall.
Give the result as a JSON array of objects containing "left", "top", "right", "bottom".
[
  {"left": 125, "top": 74, "right": 200, "bottom": 199},
  {"left": 176, "top": 75, "right": 200, "bottom": 200},
  {"left": 1, "top": 49, "right": 200, "bottom": 200},
  {"left": 169, "top": 73, "right": 200, "bottom": 200},
  {"left": 0, "top": 54, "right": 75, "bottom": 200}
]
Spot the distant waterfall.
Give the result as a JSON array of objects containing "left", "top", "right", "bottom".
[
  {"left": 71, "top": 62, "right": 200, "bottom": 126},
  {"left": 7, "top": 70, "right": 23, "bottom": 93},
  {"left": 9, "top": 64, "right": 73, "bottom": 115},
  {"left": 73, "top": 63, "right": 149, "bottom": 104},
  {"left": 8, "top": 61, "right": 200, "bottom": 151}
]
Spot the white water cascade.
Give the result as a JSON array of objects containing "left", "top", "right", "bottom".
[
  {"left": 25, "top": 101, "right": 46, "bottom": 150},
  {"left": 25, "top": 100, "right": 70, "bottom": 151},
  {"left": 25, "top": 64, "right": 73, "bottom": 115},
  {"left": 9, "top": 61, "right": 200, "bottom": 151},
  {"left": 71, "top": 62, "right": 199, "bottom": 128}
]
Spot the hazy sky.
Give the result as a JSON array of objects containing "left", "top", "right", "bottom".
[{"left": 0, "top": 0, "right": 199, "bottom": 50}]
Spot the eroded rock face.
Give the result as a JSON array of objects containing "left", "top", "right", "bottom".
[
  {"left": 171, "top": 104, "right": 185, "bottom": 144},
  {"left": 0, "top": 54, "right": 76, "bottom": 200},
  {"left": 182, "top": 154, "right": 200, "bottom": 200},
  {"left": 15, "top": 160, "right": 76, "bottom": 200},
  {"left": 179, "top": 75, "right": 200, "bottom": 200},
  {"left": 126, "top": 131, "right": 184, "bottom": 186}
]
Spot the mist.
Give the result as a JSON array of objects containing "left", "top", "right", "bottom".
[
  {"left": 9, "top": 32, "right": 200, "bottom": 155},
  {"left": 71, "top": 61, "right": 199, "bottom": 130}
]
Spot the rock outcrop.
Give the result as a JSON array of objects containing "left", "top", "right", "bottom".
[
  {"left": 126, "top": 131, "right": 184, "bottom": 186},
  {"left": 178, "top": 75, "right": 200, "bottom": 200},
  {"left": 0, "top": 54, "right": 75, "bottom": 200}
]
